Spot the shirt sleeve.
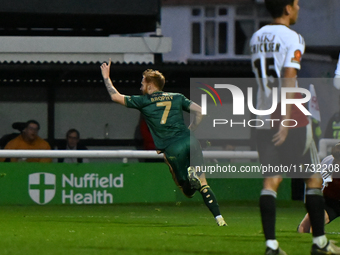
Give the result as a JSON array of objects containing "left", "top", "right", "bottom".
[
  {"left": 283, "top": 33, "right": 305, "bottom": 70},
  {"left": 125, "top": 95, "right": 145, "bottom": 109},
  {"left": 181, "top": 94, "right": 192, "bottom": 112}
]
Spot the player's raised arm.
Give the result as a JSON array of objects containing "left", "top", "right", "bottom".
[
  {"left": 188, "top": 102, "right": 203, "bottom": 131},
  {"left": 100, "top": 59, "right": 126, "bottom": 105}
]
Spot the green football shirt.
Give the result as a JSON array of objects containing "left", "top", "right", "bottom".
[{"left": 125, "top": 91, "right": 192, "bottom": 150}]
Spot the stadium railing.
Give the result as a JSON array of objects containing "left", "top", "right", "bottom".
[
  {"left": 0, "top": 150, "right": 259, "bottom": 159},
  {"left": 0, "top": 138, "right": 336, "bottom": 160}
]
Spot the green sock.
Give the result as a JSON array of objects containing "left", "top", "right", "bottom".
[{"left": 199, "top": 185, "right": 221, "bottom": 217}]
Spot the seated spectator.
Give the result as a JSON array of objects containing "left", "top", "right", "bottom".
[
  {"left": 0, "top": 120, "right": 52, "bottom": 162},
  {"left": 138, "top": 115, "right": 163, "bottom": 163},
  {"left": 57, "top": 129, "right": 89, "bottom": 163}
]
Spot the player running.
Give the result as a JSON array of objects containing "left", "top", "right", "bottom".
[
  {"left": 250, "top": 0, "right": 340, "bottom": 254},
  {"left": 100, "top": 59, "right": 226, "bottom": 226}
]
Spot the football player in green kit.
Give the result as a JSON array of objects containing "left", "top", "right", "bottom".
[{"left": 100, "top": 59, "right": 226, "bottom": 226}]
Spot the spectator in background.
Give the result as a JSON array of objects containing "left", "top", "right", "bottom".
[
  {"left": 138, "top": 115, "right": 163, "bottom": 163},
  {"left": 0, "top": 120, "right": 52, "bottom": 162},
  {"left": 57, "top": 129, "right": 89, "bottom": 163},
  {"left": 140, "top": 116, "right": 155, "bottom": 151}
]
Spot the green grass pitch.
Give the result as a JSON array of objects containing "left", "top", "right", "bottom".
[{"left": 1, "top": 201, "right": 339, "bottom": 255}]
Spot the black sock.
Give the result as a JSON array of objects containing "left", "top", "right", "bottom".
[
  {"left": 260, "top": 190, "right": 276, "bottom": 240},
  {"left": 305, "top": 189, "right": 325, "bottom": 237},
  {"left": 180, "top": 180, "right": 196, "bottom": 198},
  {"left": 199, "top": 185, "right": 221, "bottom": 217}
]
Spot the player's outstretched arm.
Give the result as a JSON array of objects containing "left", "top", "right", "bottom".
[
  {"left": 100, "top": 58, "right": 125, "bottom": 105},
  {"left": 188, "top": 102, "right": 203, "bottom": 131}
]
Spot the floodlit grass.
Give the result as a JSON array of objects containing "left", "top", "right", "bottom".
[{"left": 1, "top": 201, "right": 339, "bottom": 255}]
